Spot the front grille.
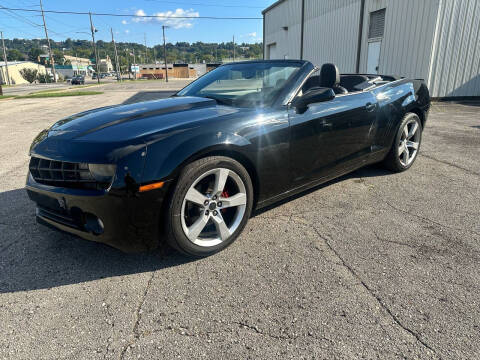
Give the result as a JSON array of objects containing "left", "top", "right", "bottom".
[{"left": 29, "top": 157, "right": 109, "bottom": 190}]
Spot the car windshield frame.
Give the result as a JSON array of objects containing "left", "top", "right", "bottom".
[{"left": 176, "top": 61, "right": 306, "bottom": 108}]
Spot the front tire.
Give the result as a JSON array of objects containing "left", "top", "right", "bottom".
[
  {"left": 165, "top": 156, "right": 253, "bottom": 257},
  {"left": 383, "top": 112, "right": 422, "bottom": 172}
]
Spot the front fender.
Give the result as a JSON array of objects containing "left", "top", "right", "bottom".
[{"left": 142, "top": 130, "right": 252, "bottom": 184}]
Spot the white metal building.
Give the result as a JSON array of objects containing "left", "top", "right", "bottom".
[
  {"left": 0, "top": 61, "right": 47, "bottom": 85},
  {"left": 262, "top": 0, "right": 480, "bottom": 98}
]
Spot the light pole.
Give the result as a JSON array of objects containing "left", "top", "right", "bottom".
[
  {"left": 111, "top": 28, "right": 121, "bottom": 81},
  {"left": 76, "top": 30, "right": 98, "bottom": 82},
  {"left": 162, "top": 25, "right": 169, "bottom": 82},
  {"left": 88, "top": 13, "right": 100, "bottom": 84}
]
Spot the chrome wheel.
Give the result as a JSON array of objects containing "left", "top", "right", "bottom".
[
  {"left": 180, "top": 168, "right": 247, "bottom": 247},
  {"left": 398, "top": 119, "right": 420, "bottom": 166}
]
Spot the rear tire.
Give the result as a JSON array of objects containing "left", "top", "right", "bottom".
[
  {"left": 165, "top": 156, "right": 253, "bottom": 257},
  {"left": 382, "top": 112, "right": 422, "bottom": 172}
]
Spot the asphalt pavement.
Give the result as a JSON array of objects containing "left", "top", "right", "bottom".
[{"left": 0, "top": 82, "right": 479, "bottom": 359}]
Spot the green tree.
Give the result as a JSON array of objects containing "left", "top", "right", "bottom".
[
  {"left": 19, "top": 68, "right": 38, "bottom": 83},
  {"left": 7, "top": 49, "right": 24, "bottom": 61},
  {"left": 52, "top": 49, "right": 65, "bottom": 65},
  {"left": 28, "top": 48, "right": 43, "bottom": 62}
]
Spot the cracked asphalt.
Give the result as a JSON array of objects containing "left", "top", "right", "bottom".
[{"left": 0, "top": 82, "right": 479, "bottom": 359}]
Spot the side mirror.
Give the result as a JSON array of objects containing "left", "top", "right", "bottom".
[{"left": 293, "top": 87, "right": 335, "bottom": 114}]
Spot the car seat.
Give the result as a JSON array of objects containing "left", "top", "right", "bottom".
[{"left": 319, "top": 63, "right": 348, "bottom": 94}]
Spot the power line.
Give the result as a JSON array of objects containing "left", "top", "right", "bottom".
[
  {"left": 0, "top": 6, "right": 263, "bottom": 20},
  {"left": 39, "top": 0, "right": 57, "bottom": 82},
  {"left": 0, "top": 7, "right": 43, "bottom": 28},
  {"left": 143, "top": 0, "right": 264, "bottom": 9}
]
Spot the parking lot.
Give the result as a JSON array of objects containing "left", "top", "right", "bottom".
[{"left": 0, "top": 81, "right": 479, "bottom": 359}]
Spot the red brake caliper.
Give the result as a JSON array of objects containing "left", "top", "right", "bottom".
[{"left": 221, "top": 190, "right": 229, "bottom": 213}]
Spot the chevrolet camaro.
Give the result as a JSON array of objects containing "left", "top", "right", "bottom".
[{"left": 26, "top": 60, "right": 430, "bottom": 257}]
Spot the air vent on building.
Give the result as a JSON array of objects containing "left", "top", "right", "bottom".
[{"left": 368, "top": 8, "right": 386, "bottom": 39}]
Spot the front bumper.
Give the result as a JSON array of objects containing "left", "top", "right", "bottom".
[{"left": 26, "top": 173, "right": 170, "bottom": 252}]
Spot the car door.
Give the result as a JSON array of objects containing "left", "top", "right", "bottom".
[{"left": 288, "top": 90, "right": 378, "bottom": 184}]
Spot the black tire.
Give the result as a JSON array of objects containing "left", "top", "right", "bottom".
[
  {"left": 383, "top": 112, "right": 422, "bottom": 172},
  {"left": 165, "top": 156, "right": 254, "bottom": 257}
]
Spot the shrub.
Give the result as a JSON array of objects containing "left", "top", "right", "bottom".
[{"left": 19, "top": 68, "right": 38, "bottom": 83}]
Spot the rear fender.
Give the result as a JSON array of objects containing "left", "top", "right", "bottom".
[{"left": 373, "top": 80, "right": 427, "bottom": 148}]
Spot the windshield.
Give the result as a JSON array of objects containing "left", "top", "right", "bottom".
[{"left": 177, "top": 62, "right": 302, "bottom": 108}]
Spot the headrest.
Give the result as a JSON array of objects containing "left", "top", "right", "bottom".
[{"left": 319, "top": 63, "right": 340, "bottom": 88}]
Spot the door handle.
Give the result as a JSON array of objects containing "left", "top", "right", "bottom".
[
  {"left": 321, "top": 119, "right": 333, "bottom": 128},
  {"left": 365, "top": 103, "right": 376, "bottom": 112}
]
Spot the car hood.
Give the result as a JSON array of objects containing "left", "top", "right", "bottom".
[
  {"left": 47, "top": 96, "right": 221, "bottom": 139},
  {"left": 29, "top": 96, "right": 249, "bottom": 163}
]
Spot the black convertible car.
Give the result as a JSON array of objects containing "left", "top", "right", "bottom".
[{"left": 26, "top": 60, "right": 430, "bottom": 257}]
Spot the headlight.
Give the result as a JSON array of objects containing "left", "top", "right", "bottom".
[{"left": 88, "top": 164, "right": 116, "bottom": 183}]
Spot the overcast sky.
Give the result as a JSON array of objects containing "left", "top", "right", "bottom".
[{"left": 0, "top": 0, "right": 274, "bottom": 44}]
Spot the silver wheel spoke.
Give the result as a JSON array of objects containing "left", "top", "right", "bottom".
[
  {"left": 186, "top": 215, "right": 209, "bottom": 241},
  {"left": 406, "top": 140, "right": 419, "bottom": 150},
  {"left": 407, "top": 122, "right": 418, "bottom": 139},
  {"left": 403, "top": 125, "right": 409, "bottom": 139},
  {"left": 403, "top": 146, "right": 410, "bottom": 165},
  {"left": 212, "top": 213, "right": 231, "bottom": 241},
  {"left": 181, "top": 167, "right": 247, "bottom": 248},
  {"left": 220, "top": 193, "right": 247, "bottom": 208},
  {"left": 213, "top": 168, "right": 229, "bottom": 196},
  {"left": 185, "top": 187, "right": 207, "bottom": 206},
  {"left": 398, "top": 142, "right": 406, "bottom": 156}
]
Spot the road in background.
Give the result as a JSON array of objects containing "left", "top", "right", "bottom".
[
  {"left": 1, "top": 78, "right": 189, "bottom": 96},
  {"left": 0, "top": 83, "right": 479, "bottom": 359}
]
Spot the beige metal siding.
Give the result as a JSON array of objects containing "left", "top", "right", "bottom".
[
  {"left": 303, "top": 0, "right": 361, "bottom": 72},
  {"left": 359, "top": 0, "right": 439, "bottom": 82},
  {"left": 264, "top": 0, "right": 302, "bottom": 59},
  {"left": 429, "top": 0, "right": 480, "bottom": 97},
  {"left": 263, "top": 0, "right": 480, "bottom": 97},
  {"left": 0, "top": 62, "right": 47, "bottom": 85}
]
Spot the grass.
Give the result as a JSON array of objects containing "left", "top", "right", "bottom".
[
  {"left": 27, "top": 84, "right": 101, "bottom": 95},
  {"left": 27, "top": 88, "right": 66, "bottom": 95},
  {"left": 70, "top": 84, "right": 101, "bottom": 89},
  {"left": 0, "top": 95, "right": 16, "bottom": 99},
  {"left": 16, "top": 90, "right": 103, "bottom": 99}
]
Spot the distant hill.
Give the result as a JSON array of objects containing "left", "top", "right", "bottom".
[{"left": 2, "top": 37, "right": 263, "bottom": 72}]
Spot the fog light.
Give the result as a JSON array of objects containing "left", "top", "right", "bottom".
[{"left": 84, "top": 213, "right": 104, "bottom": 235}]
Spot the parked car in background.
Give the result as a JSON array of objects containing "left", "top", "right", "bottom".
[
  {"left": 92, "top": 73, "right": 97, "bottom": 80},
  {"left": 26, "top": 60, "right": 430, "bottom": 257},
  {"left": 71, "top": 76, "right": 85, "bottom": 85}
]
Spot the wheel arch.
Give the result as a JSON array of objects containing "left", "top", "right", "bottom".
[
  {"left": 165, "top": 145, "right": 260, "bottom": 209},
  {"left": 409, "top": 107, "right": 426, "bottom": 129}
]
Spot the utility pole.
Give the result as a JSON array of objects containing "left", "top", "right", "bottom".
[
  {"left": 132, "top": 48, "right": 137, "bottom": 80},
  {"left": 233, "top": 35, "right": 235, "bottom": 61},
  {"left": 75, "top": 51, "right": 79, "bottom": 76},
  {"left": 40, "top": 0, "right": 56, "bottom": 82},
  {"left": 125, "top": 49, "right": 131, "bottom": 79},
  {"left": 162, "top": 25, "right": 169, "bottom": 82},
  {"left": 144, "top": 33, "right": 148, "bottom": 64},
  {"left": 111, "top": 28, "right": 121, "bottom": 81},
  {"left": 1, "top": 31, "right": 10, "bottom": 86},
  {"left": 89, "top": 12, "right": 100, "bottom": 84}
]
